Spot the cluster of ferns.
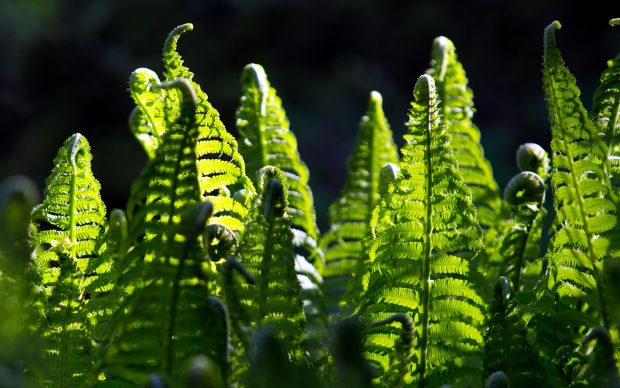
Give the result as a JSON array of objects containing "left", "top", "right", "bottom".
[{"left": 0, "top": 18, "right": 619, "bottom": 388}]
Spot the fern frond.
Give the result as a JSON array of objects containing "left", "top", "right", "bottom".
[
  {"left": 235, "top": 63, "right": 326, "bottom": 358},
  {"left": 234, "top": 167, "right": 305, "bottom": 354},
  {"left": 484, "top": 277, "right": 543, "bottom": 386},
  {"left": 426, "top": 36, "right": 501, "bottom": 230},
  {"left": 357, "top": 74, "right": 485, "bottom": 386},
  {"left": 591, "top": 18, "right": 620, "bottom": 189},
  {"left": 542, "top": 20, "right": 618, "bottom": 331},
  {"left": 128, "top": 68, "right": 166, "bottom": 159},
  {"left": 320, "top": 91, "right": 398, "bottom": 316},
  {"left": 28, "top": 133, "right": 108, "bottom": 386},
  {"left": 236, "top": 63, "right": 319, "bottom": 248},
  {"left": 161, "top": 23, "right": 255, "bottom": 233},
  {"left": 497, "top": 171, "right": 546, "bottom": 290},
  {"left": 101, "top": 202, "right": 217, "bottom": 383}
]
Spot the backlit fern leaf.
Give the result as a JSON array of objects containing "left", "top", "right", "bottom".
[
  {"left": 234, "top": 167, "right": 305, "bottom": 356},
  {"left": 357, "top": 74, "right": 485, "bottom": 386},
  {"left": 426, "top": 36, "right": 501, "bottom": 230},
  {"left": 528, "top": 21, "right": 620, "bottom": 385},
  {"left": 128, "top": 68, "right": 166, "bottom": 159},
  {"left": 236, "top": 63, "right": 321, "bottom": 261},
  {"left": 591, "top": 18, "right": 620, "bottom": 189},
  {"left": 235, "top": 63, "right": 325, "bottom": 357},
  {"left": 542, "top": 20, "right": 619, "bottom": 331},
  {"left": 320, "top": 91, "right": 398, "bottom": 316},
  {"left": 162, "top": 23, "right": 255, "bottom": 233},
  {"left": 28, "top": 133, "right": 108, "bottom": 386},
  {"left": 102, "top": 202, "right": 219, "bottom": 384},
  {"left": 98, "top": 80, "right": 226, "bottom": 384},
  {"left": 496, "top": 171, "right": 546, "bottom": 290}
]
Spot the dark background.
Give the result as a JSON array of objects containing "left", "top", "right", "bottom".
[{"left": 1, "top": 0, "right": 618, "bottom": 230}]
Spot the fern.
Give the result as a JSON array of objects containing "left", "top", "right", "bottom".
[
  {"left": 234, "top": 167, "right": 305, "bottom": 355},
  {"left": 426, "top": 36, "right": 501, "bottom": 230},
  {"left": 320, "top": 91, "right": 398, "bottom": 316},
  {"left": 101, "top": 200, "right": 218, "bottom": 384},
  {"left": 28, "top": 133, "right": 109, "bottom": 386},
  {"left": 357, "top": 74, "right": 485, "bottom": 386},
  {"left": 527, "top": 21, "right": 620, "bottom": 385},
  {"left": 235, "top": 63, "right": 326, "bottom": 358},
  {"left": 591, "top": 18, "right": 620, "bottom": 189},
  {"left": 128, "top": 23, "right": 255, "bottom": 234},
  {"left": 497, "top": 171, "right": 546, "bottom": 290},
  {"left": 97, "top": 79, "right": 222, "bottom": 383},
  {"left": 542, "top": 20, "right": 618, "bottom": 332},
  {"left": 128, "top": 68, "right": 166, "bottom": 159},
  {"left": 484, "top": 276, "right": 543, "bottom": 386}
]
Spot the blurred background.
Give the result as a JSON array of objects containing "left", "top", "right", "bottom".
[{"left": 0, "top": 0, "right": 618, "bottom": 230}]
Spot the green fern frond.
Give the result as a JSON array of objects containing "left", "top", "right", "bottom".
[
  {"left": 426, "top": 36, "right": 501, "bottom": 230},
  {"left": 234, "top": 167, "right": 305, "bottom": 354},
  {"left": 100, "top": 201, "right": 217, "bottom": 384},
  {"left": 236, "top": 63, "right": 319, "bottom": 248},
  {"left": 98, "top": 79, "right": 225, "bottom": 383},
  {"left": 497, "top": 171, "right": 546, "bottom": 290},
  {"left": 128, "top": 68, "right": 166, "bottom": 159},
  {"left": 160, "top": 23, "right": 255, "bottom": 233},
  {"left": 542, "top": 20, "right": 619, "bottom": 331},
  {"left": 28, "top": 133, "right": 108, "bottom": 386},
  {"left": 357, "top": 74, "right": 485, "bottom": 386},
  {"left": 591, "top": 18, "right": 620, "bottom": 189},
  {"left": 484, "top": 277, "right": 543, "bottom": 386},
  {"left": 320, "top": 91, "right": 398, "bottom": 315},
  {"left": 235, "top": 63, "right": 326, "bottom": 359}
]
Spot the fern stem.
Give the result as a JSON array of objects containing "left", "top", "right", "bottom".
[{"left": 418, "top": 75, "right": 435, "bottom": 388}]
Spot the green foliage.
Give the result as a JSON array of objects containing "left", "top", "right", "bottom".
[
  {"left": 542, "top": 20, "right": 618, "bottom": 333},
  {"left": 320, "top": 91, "right": 398, "bottom": 316},
  {"left": 234, "top": 167, "right": 306, "bottom": 354},
  {"left": 234, "top": 64, "right": 326, "bottom": 355},
  {"left": 28, "top": 133, "right": 109, "bottom": 386},
  {"left": 591, "top": 19, "right": 620, "bottom": 189},
  {"left": 356, "top": 74, "right": 485, "bottom": 386},
  {"left": 426, "top": 36, "right": 501, "bottom": 230},
  {"left": 497, "top": 171, "right": 546, "bottom": 290},
  {"left": 3, "top": 18, "right": 620, "bottom": 388}
]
